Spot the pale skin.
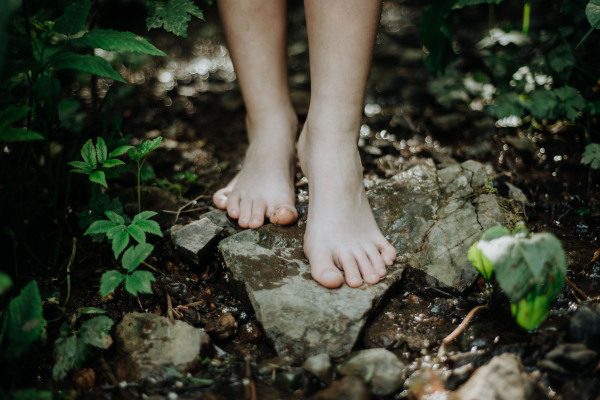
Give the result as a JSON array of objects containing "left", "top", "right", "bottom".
[{"left": 213, "top": 0, "right": 397, "bottom": 288}]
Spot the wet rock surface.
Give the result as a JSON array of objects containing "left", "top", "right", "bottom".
[
  {"left": 114, "top": 312, "right": 211, "bottom": 381},
  {"left": 219, "top": 159, "right": 508, "bottom": 359},
  {"left": 171, "top": 217, "right": 224, "bottom": 264}
]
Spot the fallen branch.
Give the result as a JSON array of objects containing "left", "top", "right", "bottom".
[
  {"left": 566, "top": 277, "right": 589, "bottom": 303},
  {"left": 164, "top": 194, "right": 207, "bottom": 224},
  {"left": 438, "top": 304, "right": 488, "bottom": 358}
]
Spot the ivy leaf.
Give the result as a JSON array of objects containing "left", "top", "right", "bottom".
[
  {"left": 146, "top": 0, "right": 204, "bottom": 38},
  {"left": 122, "top": 243, "right": 154, "bottom": 272},
  {"left": 51, "top": 53, "right": 127, "bottom": 83},
  {"left": 54, "top": 0, "right": 91, "bottom": 36},
  {"left": 582, "top": 143, "right": 600, "bottom": 169},
  {"left": 89, "top": 170, "right": 107, "bottom": 187},
  {"left": 99, "top": 270, "right": 125, "bottom": 297},
  {"left": 80, "top": 316, "right": 114, "bottom": 349},
  {"left": 125, "top": 270, "right": 155, "bottom": 296},
  {"left": 72, "top": 29, "right": 167, "bottom": 56}
]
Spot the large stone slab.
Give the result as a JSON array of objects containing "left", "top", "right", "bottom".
[{"left": 219, "top": 159, "right": 508, "bottom": 360}]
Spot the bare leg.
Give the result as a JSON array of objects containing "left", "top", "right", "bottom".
[
  {"left": 214, "top": 0, "right": 298, "bottom": 228},
  {"left": 298, "top": 0, "right": 397, "bottom": 288}
]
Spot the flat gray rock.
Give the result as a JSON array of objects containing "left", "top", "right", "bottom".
[
  {"left": 171, "top": 217, "right": 223, "bottom": 264},
  {"left": 219, "top": 159, "right": 509, "bottom": 360}
]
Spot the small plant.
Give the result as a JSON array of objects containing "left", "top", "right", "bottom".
[
  {"left": 129, "top": 136, "right": 163, "bottom": 212},
  {"left": 52, "top": 315, "right": 114, "bottom": 381},
  {"left": 68, "top": 137, "right": 133, "bottom": 188},
  {"left": 100, "top": 243, "right": 156, "bottom": 297},
  {"left": 468, "top": 224, "right": 567, "bottom": 330}
]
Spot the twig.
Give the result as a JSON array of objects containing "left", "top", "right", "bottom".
[
  {"left": 175, "top": 300, "right": 205, "bottom": 309},
  {"left": 167, "top": 194, "right": 205, "bottom": 224},
  {"left": 142, "top": 261, "right": 164, "bottom": 275},
  {"left": 438, "top": 304, "right": 488, "bottom": 358},
  {"left": 566, "top": 277, "right": 589, "bottom": 303},
  {"left": 62, "top": 238, "right": 77, "bottom": 309},
  {"left": 162, "top": 207, "right": 205, "bottom": 214},
  {"left": 166, "top": 293, "right": 174, "bottom": 323}
]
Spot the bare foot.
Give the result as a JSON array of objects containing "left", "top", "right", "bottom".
[
  {"left": 297, "top": 122, "right": 397, "bottom": 288},
  {"left": 213, "top": 113, "right": 299, "bottom": 228}
]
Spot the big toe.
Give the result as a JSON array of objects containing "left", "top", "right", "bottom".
[
  {"left": 213, "top": 188, "right": 229, "bottom": 209},
  {"left": 269, "top": 205, "right": 298, "bottom": 225}
]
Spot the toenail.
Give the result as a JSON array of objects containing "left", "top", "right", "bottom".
[{"left": 370, "top": 274, "right": 379, "bottom": 281}]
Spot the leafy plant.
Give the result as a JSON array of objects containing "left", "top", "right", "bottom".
[
  {"left": 469, "top": 224, "right": 567, "bottom": 330},
  {"left": 129, "top": 136, "right": 163, "bottom": 212},
  {"left": 52, "top": 315, "right": 114, "bottom": 381},
  {"left": 68, "top": 137, "right": 132, "bottom": 188},
  {"left": 100, "top": 243, "right": 156, "bottom": 297},
  {"left": 146, "top": 0, "right": 205, "bottom": 37}
]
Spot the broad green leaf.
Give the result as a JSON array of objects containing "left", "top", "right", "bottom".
[
  {"left": 54, "top": 0, "right": 91, "bottom": 36},
  {"left": 67, "top": 160, "right": 91, "bottom": 172},
  {"left": 103, "top": 158, "right": 125, "bottom": 168},
  {"left": 586, "top": 0, "right": 600, "bottom": 28},
  {"left": 112, "top": 230, "right": 130, "bottom": 258},
  {"left": 133, "top": 211, "right": 158, "bottom": 221},
  {"left": 481, "top": 225, "right": 511, "bottom": 241},
  {"left": 104, "top": 210, "right": 125, "bottom": 224},
  {"left": 530, "top": 89, "right": 558, "bottom": 120},
  {"left": 1, "top": 281, "right": 45, "bottom": 360},
  {"left": 109, "top": 145, "right": 134, "bottom": 158},
  {"left": 477, "top": 233, "right": 567, "bottom": 303},
  {"left": 127, "top": 224, "right": 147, "bottom": 244},
  {"left": 51, "top": 53, "right": 127, "bottom": 83},
  {"left": 510, "top": 285, "right": 550, "bottom": 331},
  {"left": 72, "top": 29, "right": 167, "bottom": 56},
  {"left": 84, "top": 219, "right": 118, "bottom": 235},
  {"left": 125, "top": 270, "right": 155, "bottom": 296},
  {"left": 128, "top": 147, "right": 142, "bottom": 162},
  {"left": 52, "top": 333, "right": 78, "bottom": 381},
  {"left": 495, "top": 92, "right": 526, "bottom": 119},
  {"left": 80, "top": 316, "right": 114, "bottom": 348},
  {"left": 99, "top": 270, "right": 125, "bottom": 297},
  {"left": 419, "top": 0, "right": 456, "bottom": 76},
  {"left": 0, "top": 105, "right": 31, "bottom": 130},
  {"left": 96, "top": 137, "right": 108, "bottom": 164},
  {"left": 76, "top": 307, "right": 106, "bottom": 314},
  {"left": 146, "top": 0, "right": 204, "bottom": 38},
  {"left": 0, "top": 271, "right": 12, "bottom": 295},
  {"left": 582, "top": 143, "right": 600, "bottom": 169},
  {"left": 80, "top": 139, "right": 97, "bottom": 169},
  {"left": 135, "top": 220, "right": 163, "bottom": 237},
  {"left": 122, "top": 243, "right": 154, "bottom": 272},
  {"left": 89, "top": 170, "right": 107, "bottom": 187},
  {"left": 146, "top": 136, "right": 163, "bottom": 154},
  {"left": 468, "top": 241, "right": 494, "bottom": 281},
  {"left": 0, "top": 128, "right": 44, "bottom": 142},
  {"left": 106, "top": 225, "right": 126, "bottom": 239}
]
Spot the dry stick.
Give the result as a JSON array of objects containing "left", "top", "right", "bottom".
[
  {"left": 162, "top": 207, "right": 205, "bottom": 214},
  {"left": 166, "top": 194, "right": 206, "bottom": 224},
  {"left": 142, "top": 260, "right": 164, "bottom": 275},
  {"left": 566, "top": 277, "right": 589, "bottom": 303},
  {"left": 438, "top": 304, "right": 488, "bottom": 358},
  {"left": 166, "top": 293, "right": 175, "bottom": 323},
  {"left": 175, "top": 300, "right": 205, "bottom": 309}
]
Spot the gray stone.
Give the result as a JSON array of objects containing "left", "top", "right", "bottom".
[
  {"left": 454, "top": 353, "right": 534, "bottom": 400},
  {"left": 115, "top": 312, "right": 211, "bottom": 381},
  {"left": 171, "top": 217, "right": 223, "bottom": 264},
  {"left": 506, "top": 182, "right": 531, "bottom": 206},
  {"left": 545, "top": 343, "right": 598, "bottom": 370},
  {"left": 568, "top": 303, "right": 600, "bottom": 351},
  {"left": 303, "top": 353, "right": 333, "bottom": 383},
  {"left": 219, "top": 160, "right": 509, "bottom": 359},
  {"left": 311, "top": 375, "right": 371, "bottom": 400},
  {"left": 337, "top": 348, "right": 407, "bottom": 397}
]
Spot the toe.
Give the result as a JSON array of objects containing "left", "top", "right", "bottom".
[
  {"left": 377, "top": 238, "right": 397, "bottom": 265},
  {"left": 366, "top": 246, "right": 387, "bottom": 277},
  {"left": 248, "top": 198, "right": 266, "bottom": 229},
  {"left": 213, "top": 188, "right": 229, "bottom": 209},
  {"left": 238, "top": 197, "right": 253, "bottom": 228},
  {"left": 226, "top": 191, "right": 241, "bottom": 219},
  {"left": 309, "top": 251, "right": 344, "bottom": 288},
  {"left": 339, "top": 254, "right": 363, "bottom": 288},
  {"left": 355, "top": 251, "right": 380, "bottom": 284},
  {"left": 270, "top": 204, "right": 298, "bottom": 225}
]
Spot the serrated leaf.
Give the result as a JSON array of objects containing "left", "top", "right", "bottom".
[
  {"left": 128, "top": 147, "right": 142, "bottom": 162},
  {"left": 146, "top": 0, "right": 204, "bottom": 38},
  {"left": 54, "top": 0, "right": 90, "bottom": 36},
  {"left": 109, "top": 145, "right": 134, "bottom": 158},
  {"left": 67, "top": 160, "right": 91, "bottom": 171},
  {"left": 468, "top": 241, "right": 494, "bottom": 282},
  {"left": 89, "top": 170, "right": 107, "bottom": 187},
  {"left": 122, "top": 243, "right": 154, "bottom": 272},
  {"left": 586, "top": 0, "right": 600, "bottom": 29},
  {"left": 96, "top": 137, "right": 108, "bottom": 164},
  {"left": 99, "top": 270, "right": 125, "bottom": 297},
  {"left": 52, "top": 334, "right": 78, "bottom": 381},
  {"left": 0, "top": 128, "right": 44, "bottom": 142},
  {"left": 105, "top": 225, "right": 126, "bottom": 239},
  {"left": 104, "top": 210, "right": 125, "bottom": 224},
  {"left": 102, "top": 158, "right": 125, "bottom": 168},
  {"left": 80, "top": 316, "right": 114, "bottom": 348},
  {"left": 1, "top": 281, "right": 45, "bottom": 360},
  {"left": 51, "top": 53, "right": 126, "bottom": 83},
  {"left": 125, "top": 270, "right": 155, "bottom": 296},
  {"left": 135, "top": 220, "right": 163, "bottom": 237},
  {"left": 80, "top": 139, "right": 97, "bottom": 169},
  {"left": 133, "top": 211, "right": 158, "bottom": 221},
  {"left": 582, "top": 143, "right": 600, "bottom": 169},
  {"left": 112, "top": 230, "right": 130, "bottom": 258},
  {"left": 481, "top": 225, "right": 511, "bottom": 241},
  {"left": 0, "top": 105, "right": 31, "bottom": 130},
  {"left": 84, "top": 219, "right": 118, "bottom": 235},
  {"left": 127, "top": 224, "right": 147, "bottom": 244},
  {"left": 72, "top": 29, "right": 167, "bottom": 56}
]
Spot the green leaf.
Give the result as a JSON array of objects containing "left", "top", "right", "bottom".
[
  {"left": 125, "top": 270, "right": 155, "bottom": 296},
  {"left": 586, "top": 0, "right": 600, "bottom": 29},
  {"left": 0, "top": 271, "right": 13, "bottom": 295},
  {"left": 112, "top": 230, "right": 130, "bottom": 258},
  {"left": 127, "top": 224, "right": 147, "bottom": 244},
  {"left": 51, "top": 53, "right": 127, "bottom": 83},
  {"left": 109, "top": 145, "right": 134, "bottom": 158},
  {"left": 582, "top": 143, "right": 600, "bottom": 169},
  {"left": 11, "top": 389, "right": 53, "bottom": 400},
  {"left": 54, "top": 0, "right": 91, "bottom": 36},
  {"left": 128, "top": 147, "right": 142, "bottom": 162},
  {"left": 102, "top": 158, "right": 125, "bottom": 168},
  {"left": 146, "top": 0, "right": 204, "bottom": 38},
  {"left": 0, "top": 128, "right": 44, "bottom": 142},
  {"left": 96, "top": 137, "right": 108, "bottom": 164},
  {"left": 0, "top": 105, "right": 31, "bottom": 130},
  {"left": 52, "top": 333, "right": 78, "bottom": 381},
  {"left": 76, "top": 307, "right": 106, "bottom": 314},
  {"left": 419, "top": 1, "right": 456, "bottom": 76},
  {"left": 510, "top": 285, "right": 550, "bottom": 330},
  {"left": 67, "top": 160, "right": 91, "bottom": 172},
  {"left": 80, "top": 139, "right": 97, "bottom": 169},
  {"left": 99, "top": 270, "right": 125, "bottom": 297},
  {"left": 89, "top": 170, "right": 108, "bottom": 187},
  {"left": 80, "top": 316, "right": 114, "bottom": 348},
  {"left": 72, "top": 29, "right": 167, "bottom": 56},
  {"left": 133, "top": 211, "right": 158, "bottom": 221},
  {"left": 122, "top": 243, "right": 154, "bottom": 272},
  {"left": 495, "top": 92, "right": 526, "bottom": 119},
  {"left": 468, "top": 241, "right": 494, "bottom": 281},
  {"left": 530, "top": 89, "right": 558, "bottom": 120},
  {"left": 1, "top": 281, "right": 45, "bottom": 360},
  {"left": 104, "top": 210, "right": 125, "bottom": 224},
  {"left": 84, "top": 219, "right": 118, "bottom": 235},
  {"left": 135, "top": 220, "right": 163, "bottom": 237},
  {"left": 481, "top": 225, "right": 511, "bottom": 241}
]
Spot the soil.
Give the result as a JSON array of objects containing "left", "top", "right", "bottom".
[{"left": 2, "top": 0, "right": 600, "bottom": 399}]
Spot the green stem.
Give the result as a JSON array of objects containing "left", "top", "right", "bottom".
[
  {"left": 62, "top": 238, "right": 77, "bottom": 309},
  {"left": 137, "top": 162, "right": 142, "bottom": 213},
  {"left": 522, "top": 1, "right": 530, "bottom": 35},
  {"left": 488, "top": 3, "right": 495, "bottom": 31}
]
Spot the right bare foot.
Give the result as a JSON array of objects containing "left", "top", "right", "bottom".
[{"left": 213, "top": 112, "right": 299, "bottom": 228}]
